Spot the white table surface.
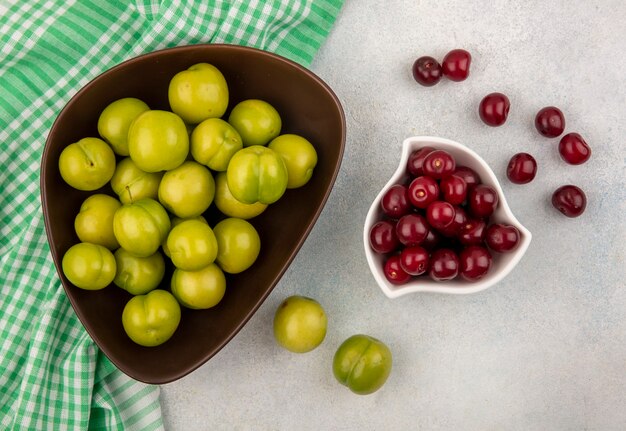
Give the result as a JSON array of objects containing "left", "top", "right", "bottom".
[{"left": 161, "top": 1, "right": 626, "bottom": 429}]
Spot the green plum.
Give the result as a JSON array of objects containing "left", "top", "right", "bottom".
[
  {"left": 58, "top": 137, "right": 116, "bottom": 191},
  {"left": 228, "top": 99, "right": 281, "bottom": 147},
  {"left": 213, "top": 218, "right": 260, "bottom": 274},
  {"left": 122, "top": 289, "right": 181, "bottom": 347},
  {"left": 114, "top": 248, "right": 165, "bottom": 295},
  {"left": 110, "top": 157, "right": 163, "bottom": 204},
  {"left": 166, "top": 219, "right": 218, "bottom": 271},
  {"left": 213, "top": 172, "right": 267, "bottom": 220},
  {"left": 161, "top": 215, "right": 208, "bottom": 258},
  {"left": 190, "top": 118, "right": 243, "bottom": 171},
  {"left": 74, "top": 194, "right": 121, "bottom": 250},
  {"left": 97, "top": 97, "right": 149, "bottom": 156},
  {"left": 113, "top": 198, "right": 171, "bottom": 257},
  {"left": 268, "top": 134, "right": 318, "bottom": 189},
  {"left": 273, "top": 296, "right": 327, "bottom": 353},
  {"left": 62, "top": 242, "right": 116, "bottom": 290},
  {"left": 333, "top": 334, "right": 392, "bottom": 395},
  {"left": 157, "top": 161, "right": 215, "bottom": 218},
  {"left": 226, "top": 145, "right": 288, "bottom": 204},
  {"left": 127, "top": 110, "right": 189, "bottom": 172},
  {"left": 170, "top": 263, "right": 226, "bottom": 310},
  {"left": 168, "top": 63, "right": 229, "bottom": 124}
]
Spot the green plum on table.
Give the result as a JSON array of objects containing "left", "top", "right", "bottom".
[
  {"left": 273, "top": 295, "right": 327, "bottom": 353},
  {"left": 333, "top": 334, "right": 392, "bottom": 395}
]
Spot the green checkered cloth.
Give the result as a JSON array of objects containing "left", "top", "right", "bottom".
[{"left": 0, "top": 1, "right": 343, "bottom": 429}]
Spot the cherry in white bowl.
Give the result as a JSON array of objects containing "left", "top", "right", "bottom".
[{"left": 363, "top": 136, "right": 531, "bottom": 298}]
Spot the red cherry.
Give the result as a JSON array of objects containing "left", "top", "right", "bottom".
[
  {"left": 399, "top": 246, "right": 430, "bottom": 276},
  {"left": 408, "top": 176, "right": 439, "bottom": 209},
  {"left": 479, "top": 92, "right": 510, "bottom": 127},
  {"left": 384, "top": 255, "right": 411, "bottom": 285},
  {"left": 441, "top": 49, "right": 471, "bottom": 82},
  {"left": 507, "top": 153, "right": 537, "bottom": 184},
  {"left": 407, "top": 147, "right": 435, "bottom": 177},
  {"left": 552, "top": 185, "right": 586, "bottom": 217},
  {"left": 535, "top": 106, "right": 565, "bottom": 138},
  {"left": 453, "top": 166, "right": 481, "bottom": 190},
  {"left": 459, "top": 246, "right": 492, "bottom": 281},
  {"left": 468, "top": 184, "right": 499, "bottom": 218},
  {"left": 440, "top": 174, "right": 467, "bottom": 205},
  {"left": 438, "top": 205, "right": 467, "bottom": 237},
  {"left": 381, "top": 184, "right": 411, "bottom": 218},
  {"left": 458, "top": 219, "right": 487, "bottom": 246},
  {"left": 422, "top": 150, "right": 456, "bottom": 179},
  {"left": 395, "top": 214, "right": 430, "bottom": 246},
  {"left": 558, "top": 133, "right": 591, "bottom": 165},
  {"left": 429, "top": 248, "right": 459, "bottom": 281},
  {"left": 420, "top": 228, "right": 441, "bottom": 250},
  {"left": 485, "top": 223, "right": 520, "bottom": 252},
  {"left": 369, "top": 220, "right": 399, "bottom": 254},
  {"left": 426, "top": 201, "right": 456, "bottom": 231},
  {"left": 412, "top": 56, "right": 443, "bottom": 87}
]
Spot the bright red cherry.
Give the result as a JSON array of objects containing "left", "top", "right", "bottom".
[
  {"left": 408, "top": 176, "right": 439, "bottom": 209},
  {"left": 485, "top": 224, "right": 520, "bottom": 252},
  {"left": 558, "top": 133, "right": 591, "bottom": 165},
  {"left": 468, "top": 184, "right": 499, "bottom": 218},
  {"left": 458, "top": 219, "right": 487, "bottom": 246},
  {"left": 440, "top": 174, "right": 467, "bottom": 205},
  {"left": 438, "top": 205, "right": 467, "bottom": 237},
  {"left": 381, "top": 184, "right": 410, "bottom": 218},
  {"left": 399, "top": 246, "right": 430, "bottom": 276},
  {"left": 442, "top": 49, "right": 471, "bottom": 81},
  {"left": 412, "top": 56, "right": 443, "bottom": 87},
  {"left": 534, "top": 106, "right": 565, "bottom": 138},
  {"left": 453, "top": 166, "right": 481, "bottom": 190},
  {"left": 407, "top": 147, "right": 435, "bottom": 177},
  {"left": 552, "top": 185, "right": 586, "bottom": 218},
  {"left": 479, "top": 92, "right": 510, "bottom": 127},
  {"left": 384, "top": 255, "right": 411, "bottom": 284},
  {"left": 429, "top": 248, "right": 459, "bottom": 281},
  {"left": 369, "top": 220, "right": 399, "bottom": 254},
  {"left": 459, "top": 246, "right": 492, "bottom": 281},
  {"left": 507, "top": 153, "right": 537, "bottom": 184},
  {"left": 422, "top": 150, "right": 456, "bottom": 179}
]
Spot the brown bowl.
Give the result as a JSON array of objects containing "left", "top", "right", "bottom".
[{"left": 40, "top": 44, "right": 345, "bottom": 384}]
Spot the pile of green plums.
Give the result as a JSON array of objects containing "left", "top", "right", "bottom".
[
  {"left": 59, "top": 62, "right": 318, "bottom": 347},
  {"left": 273, "top": 296, "right": 393, "bottom": 395}
]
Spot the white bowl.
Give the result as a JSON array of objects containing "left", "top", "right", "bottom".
[{"left": 363, "top": 136, "right": 531, "bottom": 298}]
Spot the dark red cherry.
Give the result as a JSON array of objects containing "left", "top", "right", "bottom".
[
  {"left": 407, "top": 146, "right": 435, "bottom": 177},
  {"left": 552, "top": 185, "right": 586, "bottom": 218},
  {"left": 422, "top": 150, "right": 456, "bottom": 179},
  {"left": 426, "top": 201, "right": 456, "bottom": 231},
  {"left": 381, "top": 184, "right": 411, "bottom": 218},
  {"left": 408, "top": 176, "right": 439, "bottom": 209},
  {"left": 535, "top": 106, "right": 565, "bottom": 138},
  {"left": 459, "top": 246, "right": 492, "bottom": 281},
  {"left": 558, "top": 133, "right": 591, "bottom": 165},
  {"left": 369, "top": 220, "right": 399, "bottom": 254},
  {"left": 485, "top": 224, "right": 520, "bottom": 252},
  {"left": 438, "top": 205, "right": 467, "bottom": 237},
  {"left": 442, "top": 49, "right": 471, "bottom": 82},
  {"left": 412, "top": 56, "right": 443, "bottom": 87},
  {"left": 384, "top": 255, "right": 411, "bottom": 285},
  {"left": 420, "top": 228, "right": 441, "bottom": 250},
  {"left": 507, "top": 153, "right": 537, "bottom": 184},
  {"left": 440, "top": 174, "right": 467, "bottom": 205},
  {"left": 429, "top": 248, "right": 459, "bottom": 281},
  {"left": 453, "top": 166, "right": 481, "bottom": 190},
  {"left": 458, "top": 219, "right": 487, "bottom": 246},
  {"left": 395, "top": 214, "right": 430, "bottom": 246},
  {"left": 479, "top": 92, "right": 510, "bottom": 127},
  {"left": 399, "top": 246, "right": 430, "bottom": 276},
  {"left": 468, "top": 184, "right": 499, "bottom": 218}
]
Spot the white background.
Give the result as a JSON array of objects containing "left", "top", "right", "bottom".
[{"left": 161, "top": 1, "right": 626, "bottom": 429}]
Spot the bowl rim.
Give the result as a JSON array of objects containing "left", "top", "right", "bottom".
[
  {"left": 40, "top": 43, "right": 346, "bottom": 383},
  {"left": 363, "top": 136, "right": 532, "bottom": 298}
]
